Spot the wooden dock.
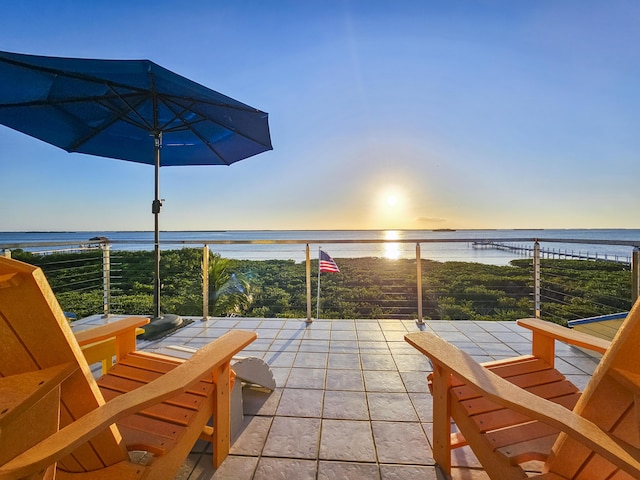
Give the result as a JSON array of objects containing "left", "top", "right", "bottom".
[{"left": 471, "top": 241, "right": 630, "bottom": 264}]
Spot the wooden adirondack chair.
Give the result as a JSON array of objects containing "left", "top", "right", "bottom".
[
  {"left": 405, "top": 305, "right": 640, "bottom": 480},
  {"left": 0, "top": 256, "right": 257, "bottom": 479}
]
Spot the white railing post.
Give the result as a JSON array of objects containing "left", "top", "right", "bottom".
[
  {"left": 203, "top": 244, "right": 210, "bottom": 320},
  {"left": 533, "top": 241, "right": 541, "bottom": 318},
  {"left": 102, "top": 242, "right": 111, "bottom": 318},
  {"left": 632, "top": 247, "right": 640, "bottom": 303},
  {"left": 2, "top": 249, "right": 10, "bottom": 258},
  {"left": 306, "top": 244, "right": 312, "bottom": 323},
  {"left": 416, "top": 243, "right": 424, "bottom": 325}
]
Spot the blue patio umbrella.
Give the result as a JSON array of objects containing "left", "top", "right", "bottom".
[{"left": 0, "top": 50, "right": 272, "bottom": 321}]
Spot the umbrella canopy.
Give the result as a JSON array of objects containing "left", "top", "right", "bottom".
[{"left": 0, "top": 50, "right": 272, "bottom": 318}]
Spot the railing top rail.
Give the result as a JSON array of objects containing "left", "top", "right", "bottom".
[{"left": 2, "top": 237, "right": 640, "bottom": 250}]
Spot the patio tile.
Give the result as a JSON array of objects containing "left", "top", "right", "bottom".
[
  {"left": 325, "top": 369, "right": 365, "bottom": 391},
  {"left": 383, "top": 330, "right": 408, "bottom": 341},
  {"left": 268, "top": 367, "right": 291, "bottom": 387},
  {"left": 388, "top": 342, "right": 421, "bottom": 354},
  {"left": 286, "top": 367, "right": 326, "bottom": 389},
  {"left": 293, "top": 351, "right": 328, "bottom": 368},
  {"left": 329, "top": 340, "right": 359, "bottom": 352},
  {"left": 210, "top": 455, "right": 258, "bottom": 480},
  {"left": 311, "top": 320, "right": 333, "bottom": 330},
  {"left": 323, "top": 390, "right": 369, "bottom": 420},
  {"left": 255, "top": 329, "right": 279, "bottom": 339},
  {"left": 253, "top": 458, "right": 317, "bottom": 480},
  {"left": 479, "top": 322, "right": 512, "bottom": 332},
  {"left": 269, "top": 340, "right": 301, "bottom": 352},
  {"left": 367, "top": 392, "right": 418, "bottom": 421},
  {"left": 379, "top": 320, "right": 408, "bottom": 331},
  {"left": 372, "top": 421, "right": 433, "bottom": 464},
  {"left": 297, "top": 339, "right": 330, "bottom": 352},
  {"left": 263, "top": 351, "right": 296, "bottom": 367},
  {"left": 427, "top": 321, "right": 461, "bottom": 331},
  {"left": 400, "top": 371, "right": 430, "bottom": 393},
  {"left": 409, "top": 392, "right": 434, "bottom": 423},
  {"left": 357, "top": 325, "right": 383, "bottom": 335},
  {"left": 318, "top": 461, "right": 381, "bottom": 480},
  {"left": 392, "top": 354, "right": 432, "bottom": 371},
  {"left": 319, "top": 419, "right": 377, "bottom": 462},
  {"left": 363, "top": 370, "right": 406, "bottom": 392},
  {"left": 357, "top": 330, "right": 387, "bottom": 341},
  {"left": 358, "top": 341, "right": 390, "bottom": 351},
  {"left": 360, "top": 352, "right": 398, "bottom": 370},
  {"left": 331, "top": 320, "right": 356, "bottom": 330},
  {"left": 436, "top": 330, "right": 470, "bottom": 342},
  {"left": 379, "top": 464, "right": 440, "bottom": 480},
  {"left": 276, "top": 388, "right": 324, "bottom": 417},
  {"left": 331, "top": 330, "right": 358, "bottom": 340},
  {"left": 230, "top": 415, "right": 272, "bottom": 456},
  {"left": 262, "top": 416, "right": 321, "bottom": 459},
  {"left": 242, "top": 386, "right": 281, "bottom": 416},
  {"left": 492, "top": 332, "right": 528, "bottom": 343},
  {"left": 304, "top": 329, "right": 331, "bottom": 340},
  {"left": 259, "top": 319, "right": 286, "bottom": 329},
  {"left": 327, "top": 352, "right": 361, "bottom": 369}
]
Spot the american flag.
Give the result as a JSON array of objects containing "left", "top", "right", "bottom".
[{"left": 319, "top": 250, "right": 340, "bottom": 273}]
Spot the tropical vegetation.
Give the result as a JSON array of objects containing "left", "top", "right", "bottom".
[{"left": 9, "top": 248, "right": 632, "bottom": 326}]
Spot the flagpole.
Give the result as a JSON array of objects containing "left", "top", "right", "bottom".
[{"left": 316, "top": 247, "right": 322, "bottom": 320}]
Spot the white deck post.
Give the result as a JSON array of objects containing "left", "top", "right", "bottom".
[
  {"left": 203, "top": 244, "right": 210, "bottom": 320},
  {"left": 534, "top": 241, "right": 541, "bottom": 318},
  {"left": 416, "top": 243, "right": 424, "bottom": 325},
  {"left": 306, "top": 244, "right": 312, "bottom": 323},
  {"left": 632, "top": 247, "right": 640, "bottom": 303},
  {"left": 102, "top": 242, "right": 111, "bottom": 318}
]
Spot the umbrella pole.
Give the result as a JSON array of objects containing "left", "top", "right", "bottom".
[
  {"left": 152, "top": 132, "right": 162, "bottom": 319},
  {"left": 144, "top": 132, "right": 182, "bottom": 336}
]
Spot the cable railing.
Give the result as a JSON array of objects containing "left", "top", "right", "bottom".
[{"left": 3, "top": 236, "right": 640, "bottom": 326}]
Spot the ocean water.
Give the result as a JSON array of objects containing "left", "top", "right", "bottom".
[{"left": 2, "top": 229, "right": 640, "bottom": 266}]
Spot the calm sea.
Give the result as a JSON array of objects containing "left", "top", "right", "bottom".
[{"left": 2, "top": 229, "right": 640, "bottom": 266}]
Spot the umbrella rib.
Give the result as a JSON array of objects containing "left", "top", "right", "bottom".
[
  {"left": 0, "top": 54, "right": 153, "bottom": 99},
  {"left": 161, "top": 96, "right": 272, "bottom": 151},
  {"left": 66, "top": 93, "right": 152, "bottom": 152},
  {"left": 159, "top": 97, "right": 228, "bottom": 163}
]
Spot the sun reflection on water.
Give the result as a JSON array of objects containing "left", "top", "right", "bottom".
[{"left": 383, "top": 230, "right": 400, "bottom": 260}]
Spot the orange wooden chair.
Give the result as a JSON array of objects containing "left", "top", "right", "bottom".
[
  {"left": 0, "top": 256, "right": 256, "bottom": 479},
  {"left": 406, "top": 307, "right": 640, "bottom": 479}
]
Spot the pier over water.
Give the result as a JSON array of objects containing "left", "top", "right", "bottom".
[{"left": 472, "top": 241, "right": 631, "bottom": 264}]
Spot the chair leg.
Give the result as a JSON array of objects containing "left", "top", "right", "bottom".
[
  {"left": 431, "top": 365, "right": 453, "bottom": 476},
  {"left": 212, "top": 361, "right": 231, "bottom": 468}
]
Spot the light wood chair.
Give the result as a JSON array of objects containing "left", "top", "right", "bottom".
[
  {"left": 0, "top": 256, "right": 256, "bottom": 479},
  {"left": 406, "top": 307, "right": 640, "bottom": 479}
]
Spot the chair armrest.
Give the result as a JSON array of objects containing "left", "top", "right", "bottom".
[
  {"left": 517, "top": 318, "right": 610, "bottom": 354},
  {"left": 74, "top": 317, "right": 150, "bottom": 362},
  {"left": 405, "top": 331, "right": 640, "bottom": 478},
  {"left": 74, "top": 317, "right": 150, "bottom": 346},
  {"left": 0, "top": 330, "right": 257, "bottom": 479}
]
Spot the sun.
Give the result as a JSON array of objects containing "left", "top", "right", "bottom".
[{"left": 386, "top": 194, "right": 398, "bottom": 207}]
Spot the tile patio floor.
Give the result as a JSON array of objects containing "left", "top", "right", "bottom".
[{"left": 73, "top": 316, "right": 601, "bottom": 480}]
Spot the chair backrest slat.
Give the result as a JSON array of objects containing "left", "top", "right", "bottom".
[
  {"left": 0, "top": 257, "right": 126, "bottom": 472},
  {"left": 547, "top": 301, "right": 640, "bottom": 479}
]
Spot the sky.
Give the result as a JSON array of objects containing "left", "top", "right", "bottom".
[{"left": 1, "top": 0, "right": 639, "bottom": 232}]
